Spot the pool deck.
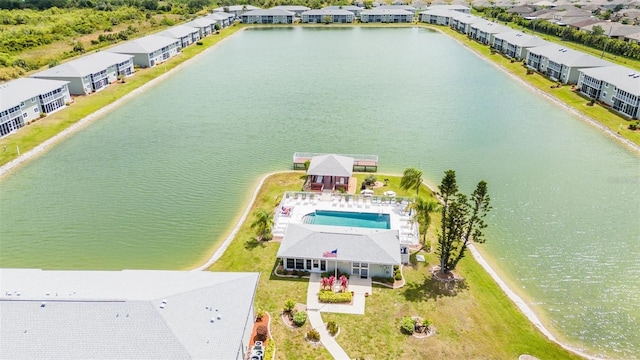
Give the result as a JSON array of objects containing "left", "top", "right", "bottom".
[{"left": 273, "top": 192, "right": 419, "bottom": 245}]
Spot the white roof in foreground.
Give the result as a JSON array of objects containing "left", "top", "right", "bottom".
[
  {"left": 32, "top": 52, "right": 133, "bottom": 78},
  {"left": 158, "top": 25, "right": 200, "bottom": 39},
  {"left": 108, "top": 35, "right": 181, "bottom": 55},
  {"left": 493, "top": 31, "right": 549, "bottom": 48},
  {"left": 362, "top": 8, "right": 414, "bottom": 15},
  {"left": 580, "top": 65, "right": 640, "bottom": 96},
  {"left": 529, "top": 43, "right": 612, "bottom": 67},
  {"left": 0, "top": 269, "right": 259, "bottom": 360},
  {"left": 307, "top": 154, "right": 354, "bottom": 177},
  {"left": 304, "top": 8, "right": 355, "bottom": 16},
  {"left": 242, "top": 8, "right": 295, "bottom": 16},
  {"left": 277, "top": 223, "right": 402, "bottom": 265},
  {"left": 0, "top": 78, "right": 69, "bottom": 110},
  {"left": 185, "top": 17, "right": 216, "bottom": 28}
]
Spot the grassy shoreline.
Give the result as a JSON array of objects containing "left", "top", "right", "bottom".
[
  {"left": 206, "top": 172, "right": 584, "bottom": 359},
  {"left": 0, "top": 25, "right": 244, "bottom": 171}
]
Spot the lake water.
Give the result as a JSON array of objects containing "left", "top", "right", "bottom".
[{"left": 0, "top": 27, "right": 638, "bottom": 358}]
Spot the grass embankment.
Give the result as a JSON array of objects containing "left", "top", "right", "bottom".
[
  {"left": 207, "top": 172, "right": 582, "bottom": 360},
  {"left": 422, "top": 24, "right": 640, "bottom": 148},
  {"left": 0, "top": 25, "right": 242, "bottom": 169}
]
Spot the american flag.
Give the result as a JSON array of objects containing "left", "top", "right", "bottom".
[{"left": 322, "top": 249, "right": 338, "bottom": 258}]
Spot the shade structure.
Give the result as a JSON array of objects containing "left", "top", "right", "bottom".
[{"left": 307, "top": 154, "right": 354, "bottom": 178}]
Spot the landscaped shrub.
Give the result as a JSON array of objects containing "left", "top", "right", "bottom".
[
  {"left": 364, "top": 174, "right": 377, "bottom": 186},
  {"left": 318, "top": 290, "right": 352, "bottom": 303},
  {"left": 292, "top": 311, "right": 307, "bottom": 327},
  {"left": 628, "top": 121, "right": 639, "bottom": 130},
  {"left": 400, "top": 316, "right": 416, "bottom": 335},
  {"left": 263, "top": 341, "right": 275, "bottom": 360},
  {"left": 326, "top": 321, "right": 339, "bottom": 336},
  {"left": 306, "top": 328, "right": 320, "bottom": 342},
  {"left": 196, "top": 41, "right": 203, "bottom": 45},
  {"left": 256, "top": 325, "right": 268, "bottom": 341},
  {"left": 283, "top": 299, "right": 295, "bottom": 313},
  {"left": 394, "top": 272, "right": 402, "bottom": 281},
  {"left": 255, "top": 308, "right": 265, "bottom": 321},
  {"left": 372, "top": 276, "right": 394, "bottom": 285}
]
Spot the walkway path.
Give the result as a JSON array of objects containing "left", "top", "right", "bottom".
[{"left": 306, "top": 273, "right": 362, "bottom": 359}]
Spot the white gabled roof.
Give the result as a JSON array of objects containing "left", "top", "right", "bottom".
[
  {"left": 470, "top": 21, "right": 514, "bottom": 35},
  {"left": 304, "top": 9, "right": 355, "bottom": 16},
  {"left": 271, "top": 5, "right": 311, "bottom": 11},
  {"left": 32, "top": 52, "right": 133, "bottom": 78},
  {"left": 158, "top": 25, "right": 200, "bottom": 39},
  {"left": 363, "top": 7, "right": 414, "bottom": 15},
  {"left": 426, "top": 4, "right": 470, "bottom": 10},
  {"left": 493, "top": 31, "right": 550, "bottom": 48},
  {"left": 419, "top": 8, "right": 459, "bottom": 17},
  {"left": 0, "top": 78, "right": 69, "bottom": 111},
  {"left": 580, "top": 65, "right": 640, "bottom": 96},
  {"left": 307, "top": 154, "right": 354, "bottom": 177},
  {"left": 276, "top": 224, "right": 401, "bottom": 265},
  {"left": 242, "top": 8, "right": 295, "bottom": 16},
  {"left": 451, "top": 13, "right": 486, "bottom": 24},
  {"left": 185, "top": 17, "right": 216, "bottom": 28},
  {"left": 0, "top": 269, "right": 259, "bottom": 360},
  {"left": 213, "top": 5, "right": 260, "bottom": 12},
  {"left": 529, "top": 43, "right": 612, "bottom": 68},
  {"left": 322, "top": 5, "right": 362, "bottom": 11},
  {"left": 108, "top": 35, "right": 181, "bottom": 55}
]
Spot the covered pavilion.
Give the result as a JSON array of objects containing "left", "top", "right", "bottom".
[{"left": 305, "top": 154, "right": 354, "bottom": 193}]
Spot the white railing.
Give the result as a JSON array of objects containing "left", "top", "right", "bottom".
[{"left": 293, "top": 152, "right": 378, "bottom": 162}]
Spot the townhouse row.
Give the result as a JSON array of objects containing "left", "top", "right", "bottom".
[
  {"left": 0, "top": 13, "right": 235, "bottom": 138},
  {"left": 420, "top": 9, "right": 640, "bottom": 119}
]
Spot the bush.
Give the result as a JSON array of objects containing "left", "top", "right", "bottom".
[
  {"left": 400, "top": 316, "right": 416, "bottom": 335},
  {"left": 196, "top": 41, "right": 203, "bottom": 45},
  {"left": 364, "top": 174, "right": 377, "bottom": 186},
  {"left": 628, "top": 121, "right": 639, "bottom": 130},
  {"left": 372, "top": 276, "right": 394, "bottom": 285},
  {"left": 326, "top": 321, "right": 339, "bottom": 336},
  {"left": 318, "top": 290, "right": 352, "bottom": 303},
  {"left": 292, "top": 311, "right": 307, "bottom": 327},
  {"left": 394, "top": 272, "right": 402, "bottom": 281},
  {"left": 256, "top": 325, "right": 268, "bottom": 341},
  {"left": 306, "top": 328, "right": 320, "bottom": 342},
  {"left": 263, "top": 341, "right": 275, "bottom": 360},
  {"left": 256, "top": 308, "right": 265, "bottom": 321},
  {"left": 283, "top": 299, "right": 295, "bottom": 313}
]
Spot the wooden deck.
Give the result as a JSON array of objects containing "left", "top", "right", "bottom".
[{"left": 292, "top": 152, "right": 378, "bottom": 172}]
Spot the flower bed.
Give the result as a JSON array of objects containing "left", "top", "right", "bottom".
[{"left": 318, "top": 290, "right": 352, "bottom": 303}]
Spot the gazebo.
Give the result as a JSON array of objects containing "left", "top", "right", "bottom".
[{"left": 305, "top": 154, "right": 354, "bottom": 192}]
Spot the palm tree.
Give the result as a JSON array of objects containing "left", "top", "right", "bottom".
[
  {"left": 406, "top": 196, "right": 440, "bottom": 248},
  {"left": 400, "top": 167, "right": 423, "bottom": 195},
  {"left": 251, "top": 208, "right": 273, "bottom": 241}
]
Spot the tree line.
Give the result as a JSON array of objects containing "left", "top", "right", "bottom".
[{"left": 476, "top": 7, "right": 640, "bottom": 60}]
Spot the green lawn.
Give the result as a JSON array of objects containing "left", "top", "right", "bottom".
[
  {"left": 0, "top": 25, "right": 243, "bottom": 168},
  {"left": 421, "top": 24, "right": 640, "bottom": 148},
  {"left": 208, "top": 172, "right": 582, "bottom": 359}
]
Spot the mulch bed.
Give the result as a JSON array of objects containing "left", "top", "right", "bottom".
[{"left": 249, "top": 312, "right": 271, "bottom": 348}]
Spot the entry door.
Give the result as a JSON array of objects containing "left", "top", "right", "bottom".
[{"left": 320, "top": 260, "right": 326, "bottom": 271}]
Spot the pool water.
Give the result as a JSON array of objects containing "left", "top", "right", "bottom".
[{"left": 302, "top": 210, "right": 390, "bottom": 229}]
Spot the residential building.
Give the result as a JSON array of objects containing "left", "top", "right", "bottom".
[
  {"left": 377, "top": 5, "right": 417, "bottom": 12},
  {"left": 469, "top": 21, "right": 514, "bottom": 45},
  {"left": 0, "top": 78, "right": 71, "bottom": 138},
  {"left": 185, "top": 17, "right": 217, "bottom": 37},
  {"left": 107, "top": 35, "right": 181, "bottom": 68},
  {"left": 158, "top": 25, "right": 201, "bottom": 49},
  {"left": 212, "top": 5, "right": 261, "bottom": 18},
  {"left": 241, "top": 9, "right": 295, "bottom": 24},
  {"left": 32, "top": 52, "right": 133, "bottom": 95},
  {"left": 578, "top": 65, "right": 640, "bottom": 118},
  {"left": 492, "top": 31, "right": 549, "bottom": 60},
  {"left": 450, "top": 13, "right": 486, "bottom": 34},
  {"left": 419, "top": 9, "right": 457, "bottom": 25},
  {"left": 0, "top": 269, "right": 260, "bottom": 360},
  {"left": 270, "top": 5, "right": 311, "bottom": 16},
  {"left": 301, "top": 9, "right": 355, "bottom": 23},
  {"left": 580, "top": 22, "right": 640, "bottom": 40},
  {"left": 276, "top": 224, "right": 402, "bottom": 279},
  {"left": 426, "top": 4, "right": 470, "bottom": 13},
  {"left": 360, "top": 8, "right": 414, "bottom": 23},
  {"left": 321, "top": 5, "right": 363, "bottom": 17},
  {"left": 506, "top": 5, "right": 535, "bottom": 16},
  {"left": 526, "top": 43, "right": 612, "bottom": 84},
  {"left": 206, "top": 12, "right": 234, "bottom": 28}
]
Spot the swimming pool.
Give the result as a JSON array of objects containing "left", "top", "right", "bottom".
[{"left": 302, "top": 210, "right": 390, "bottom": 229}]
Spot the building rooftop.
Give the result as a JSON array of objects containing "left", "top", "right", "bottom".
[
  {"left": 0, "top": 78, "right": 69, "bottom": 111},
  {"left": 361, "top": 8, "right": 415, "bottom": 15},
  {"left": 32, "top": 52, "right": 133, "bottom": 78},
  {"left": 108, "top": 35, "right": 181, "bottom": 54},
  {"left": 322, "top": 5, "right": 362, "bottom": 11},
  {"left": 271, "top": 5, "right": 311, "bottom": 11},
  {"left": 277, "top": 224, "right": 402, "bottom": 265},
  {"left": 307, "top": 154, "right": 354, "bottom": 177},
  {"left": 419, "top": 8, "right": 460, "bottom": 17},
  {"left": 493, "top": 31, "right": 549, "bottom": 48},
  {"left": 0, "top": 269, "right": 259, "bottom": 360},
  {"left": 426, "top": 4, "right": 470, "bottom": 10},
  {"left": 305, "top": 8, "right": 355, "bottom": 16},
  {"left": 529, "top": 43, "right": 612, "bottom": 67},
  {"left": 213, "top": 5, "right": 260, "bottom": 12},
  {"left": 185, "top": 17, "right": 216, "bottom": 28},
  {"left": 242, "top": 8, "right": 295, "bottom": 16},
  {"left": 158, "top": 25, "right": 200, "bottom": 39},
  {"left": 470, "top": 21, "right": 514, "bottom": 34},
  {"left": 580, "top": 65, "right": 640, "bottom": 96}
]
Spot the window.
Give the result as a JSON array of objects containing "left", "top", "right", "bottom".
[
  {"left": 286, "top": 258, "right": 294, "bottom": 269},
  {"left": 603, "top": 92, "right": 607, "bottom": 98},
  {"left": 34, "top": 108, "right": 38, "bottom": 113},
  {"left": 306, "top": 259, "right": 311, "bottom": 270},
  {"left": 604, "top": 82, "right": 609, "bottom": 88},
  {"left": 22, "top": 113, "right": 27, "bottom": 118},
  {"left": 20, "top": 102, "right": 25, "bottom": 108},
  {"left": 295, "top": 259, "right": 304, "bottom": 270}
]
